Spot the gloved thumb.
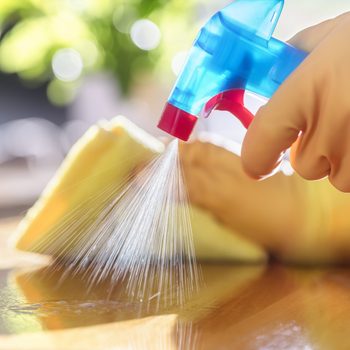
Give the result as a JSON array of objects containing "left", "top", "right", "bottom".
[{"left": 241, "top": 77, "right": 306, "bottom": 179}]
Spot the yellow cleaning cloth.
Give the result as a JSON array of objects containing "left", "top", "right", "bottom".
[{"left": 11, "top": 116, "right": 266, "bottom": 263}]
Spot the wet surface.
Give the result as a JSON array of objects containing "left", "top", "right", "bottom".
[
  {"left": 0, "top": 262, "right": 261, "bottom": 349},
  {"left": 0, "top": 264, "right": 257, "bottom": 334},
  {"left": 3, "top": 222, "right": 350, "bottom": 349},
  {"left": 3, "top": 263, "right": 350, "bottom": 349}
]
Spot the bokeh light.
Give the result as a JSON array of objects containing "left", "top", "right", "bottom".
[
  {"left": 171, "top": 51, "right": 189, "bottom": 76},
  {"left": 52, "top": 48, "right": 84, "bottom": 82},
  {"left": 130, "top": 19, "right": 161, "bottom": 51}
]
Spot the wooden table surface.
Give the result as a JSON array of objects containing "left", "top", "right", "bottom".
[{"left": 1, "top": 217, "right": 350, "bottom": 350}]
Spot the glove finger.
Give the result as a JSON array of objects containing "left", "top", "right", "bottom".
[
  {"left": 241, "top": 112, "right": 300, "bottom": 179},
  {"left": 241, "top": 93, "right": 307, "bottom": 179},
  {"left": 241, "top": 45, "right": 320, "bottom": 180}
]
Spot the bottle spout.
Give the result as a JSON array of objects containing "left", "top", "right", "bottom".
[{"left": 157, "top": 103, "right": 198, "bottom": 142}]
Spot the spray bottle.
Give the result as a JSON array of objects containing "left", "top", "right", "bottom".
[{"left": 158, "top": 0, "right": 308, "bottom": 141}]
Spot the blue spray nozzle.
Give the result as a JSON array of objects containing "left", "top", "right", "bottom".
[{"left": 158, "top": 0, "right": 308, "bottom": 141}]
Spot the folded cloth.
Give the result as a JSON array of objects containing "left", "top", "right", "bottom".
[{"left": 11, "top": 117, "right": 266, "bottom": 263}]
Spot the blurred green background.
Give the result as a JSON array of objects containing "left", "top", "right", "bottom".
[
  {"left": 0, "top": 0, "right": 349, "bottom": 214},
  {"left": 0, "top": 0, "right": 201, "bottom": 104}
]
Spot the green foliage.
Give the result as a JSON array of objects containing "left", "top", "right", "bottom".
[{"left": 0, "top": 0, "right": 201, "bottom": 104}]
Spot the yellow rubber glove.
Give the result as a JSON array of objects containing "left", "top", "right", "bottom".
[
  {"left": 241, "top": 13, "right": 350, "bottom": 192},
  {"left": 181, "top": 134, "right": 350, "bottom": 264}
]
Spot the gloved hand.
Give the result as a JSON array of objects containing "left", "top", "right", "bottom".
[
  {"left": 181, "top": 135, "right": 350, "bottom": 264},
  {"left": 180, "top": 137, "right": 305, "bottom": 256},
  {"left": 241, "top": 13, "right": 350, "bottom": 192}
]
